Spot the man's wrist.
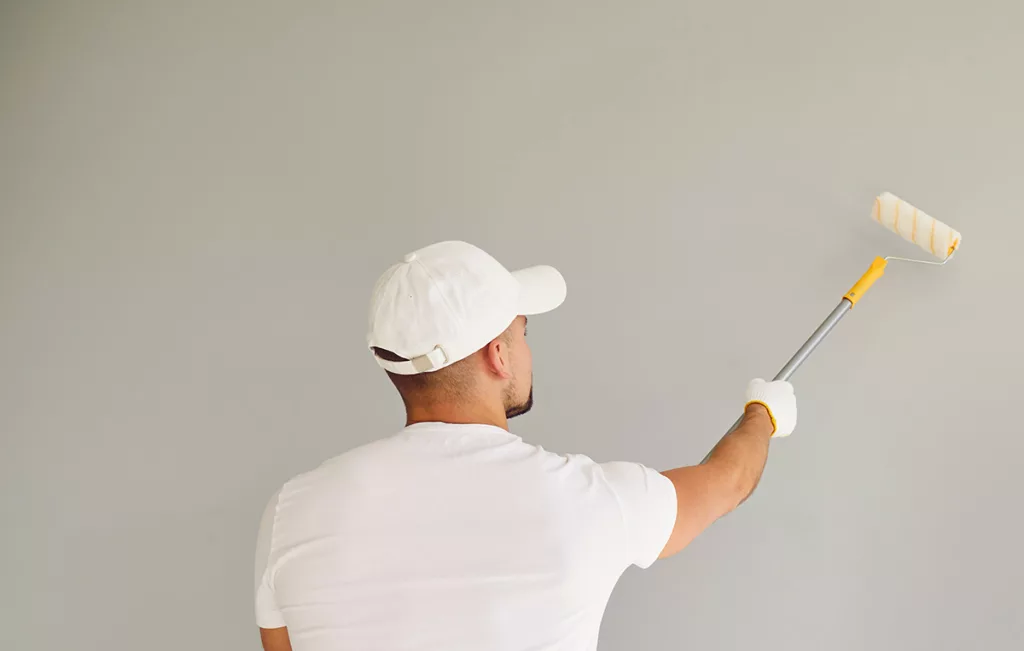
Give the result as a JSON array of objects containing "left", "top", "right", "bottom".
[
  {"left": 744, "top": 401, "right": 770, "bottom": 418},
  {"left": 743, "top": 401, "right": 776, "bottom": 434}
]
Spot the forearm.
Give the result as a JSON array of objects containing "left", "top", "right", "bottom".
[
  {"left": 703, "top": 403, "right": 775, "bottom": 507},
  {"left": 657, "top": 382, "right": 794, "bottom": 559}
]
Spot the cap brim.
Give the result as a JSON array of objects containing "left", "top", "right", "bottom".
[{"left": 512, "top": 265, "right": 566, "bottom": 315}]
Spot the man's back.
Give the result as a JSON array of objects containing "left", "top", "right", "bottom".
[
  {"left": 255, "top": 240, "right": 794, "bottom": 650},
  {"left": 255, "top": 422, "right": 677, "bottom": 651}
]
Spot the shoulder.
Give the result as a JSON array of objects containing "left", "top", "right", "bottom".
[
  {"left": 281, "top": 435, "right": 403, "bottom": 488},
  {"left": 529, "top": 448, "right": 673, "bottom": 517},
  {"left": 519, "top": 445, "right": 646, "bottom": 501},
  {"left": 524, "top": 444, "right": 657, "bottom": 486}
]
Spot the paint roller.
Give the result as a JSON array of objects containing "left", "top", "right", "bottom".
[
  {"left": 705, "top": 191, "right": 962, "bottom": 454},
  {"left": 843, "top": 192, "right": 961, "bottom": 307}
]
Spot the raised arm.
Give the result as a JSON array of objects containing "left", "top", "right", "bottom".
[{"left": 658, "top": 379, "right": 797, "bottom": 558}]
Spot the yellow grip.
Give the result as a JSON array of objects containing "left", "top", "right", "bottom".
[{"left": 843, "top": 257, "right": 888, "bottom": 306}]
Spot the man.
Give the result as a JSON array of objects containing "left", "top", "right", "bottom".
[{"left": 254, "top": 240, "right": 797, "bottom": 651}]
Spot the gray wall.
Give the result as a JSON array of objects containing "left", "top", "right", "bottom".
[{"left": 3, "top": 1, "right": 1021, "bottom": 649}]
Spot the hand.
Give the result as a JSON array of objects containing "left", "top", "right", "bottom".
[{"left": 745, "top": 379, "right": 797, "bottom": 438}]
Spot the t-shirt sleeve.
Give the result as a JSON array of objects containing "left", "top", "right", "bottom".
[
  {"left": 599, "top": 461, "right": 678, "bottom": 569},
  {"left": 254, "top": 490, "right": 286, "bottom": 629}
]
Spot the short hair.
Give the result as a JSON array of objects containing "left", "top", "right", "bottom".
[
  {"left": 372, "top": 347, "right": 475, "bottom": 402},
  {"left": 372, "top": 327, "right": 513, "bottom": 403}
]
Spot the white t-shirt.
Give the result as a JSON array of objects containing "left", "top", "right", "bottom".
[{"left": 254, "top": 422, "right": 677, "bottom": 651}]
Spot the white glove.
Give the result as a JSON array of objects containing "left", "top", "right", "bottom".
[{"left": 745, "top": 379, "right": 797, "bottom": 438}]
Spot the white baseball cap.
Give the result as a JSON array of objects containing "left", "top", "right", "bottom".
[{"left": 367, "top": 240, "right": 567, "bottom": 375}]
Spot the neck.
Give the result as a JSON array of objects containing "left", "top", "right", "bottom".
[{"left": 404, "top": 401, "right": 509, "bottom": 431}]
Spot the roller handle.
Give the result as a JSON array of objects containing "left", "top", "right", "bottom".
[{"left": 843, "top": 257, "right": 888, "bottom": 306}]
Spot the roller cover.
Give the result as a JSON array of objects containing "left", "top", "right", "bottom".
[{"left": 873, "top": 192, "right": 961, "bottom": 260}]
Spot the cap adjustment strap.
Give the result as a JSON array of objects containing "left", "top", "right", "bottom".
[{"left": 375, "top": 345, "right": 449, "bottom": 375}]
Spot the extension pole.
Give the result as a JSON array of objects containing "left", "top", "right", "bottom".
[
  {"left": 701, "top": 257, "right": 887, "bottom": 462},
  {"left": 700, "top": 190, "right": 962, "bottom": 462}
]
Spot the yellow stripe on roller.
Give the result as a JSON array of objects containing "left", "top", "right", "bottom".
[
  {"left": 843, "top": 256, "right": 888, "bottom": 306},
  {"left": 873, "top": 191, "right": 961, "bottom": 261}
]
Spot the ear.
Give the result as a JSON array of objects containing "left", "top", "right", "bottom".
[{"left": 482, "top": 335, "right": 514, "bottom": 380}]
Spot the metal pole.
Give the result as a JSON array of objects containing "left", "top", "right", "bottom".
[
  {"left": 771, "top": 299, "right": 852, "bottom": 383},
  {"left": 701, "top": 299, "right": 853, "bottom": 462}
]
